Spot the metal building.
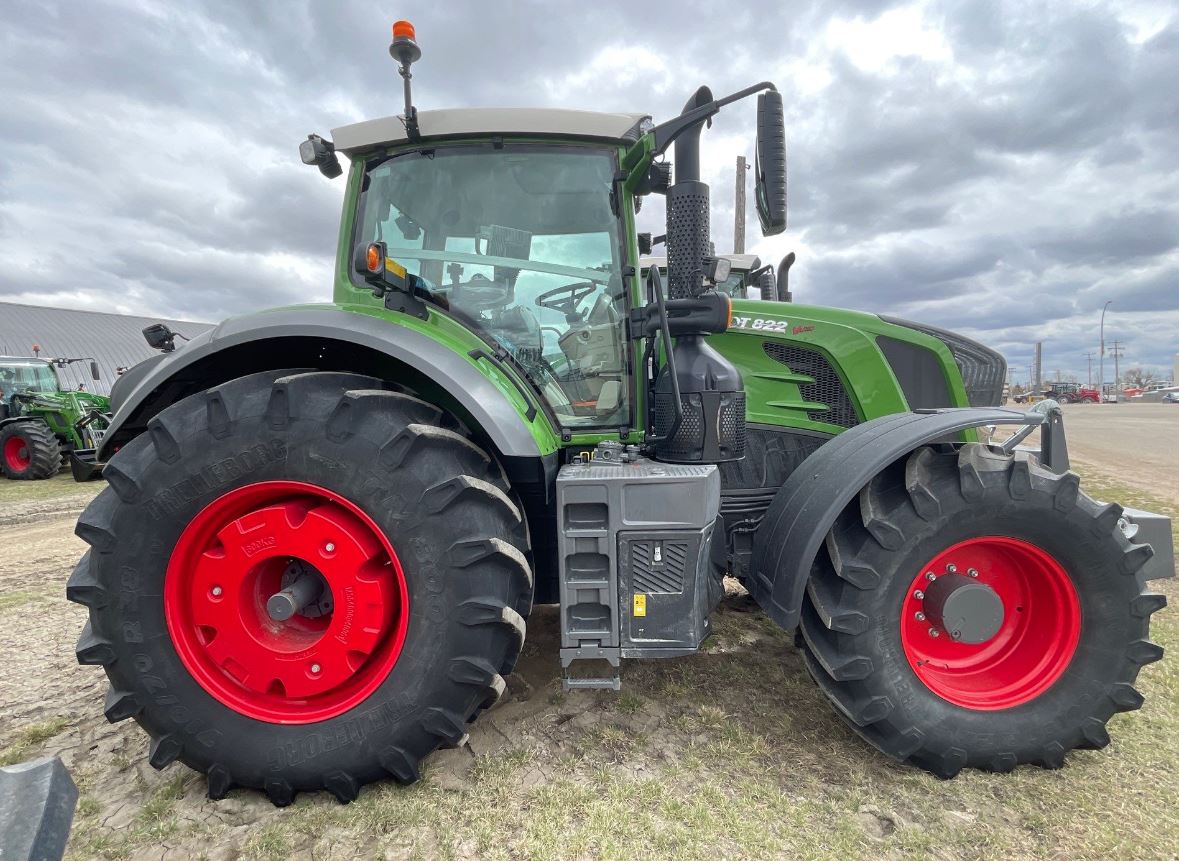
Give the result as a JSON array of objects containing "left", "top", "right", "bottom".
[{"left": 0, "top": 301, "right": 214, "bottom": 395}]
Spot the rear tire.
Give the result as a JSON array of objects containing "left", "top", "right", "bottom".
[
  {"left": 67, "top": 370, "right": 533, "bottom": 804},
  {"left": 1, "top": 421, "right": 61, "bottom": 479},
  {"left": 799, "top": 443, "right": 1165, "bottom": 777}
]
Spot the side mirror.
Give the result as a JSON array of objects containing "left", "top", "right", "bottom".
[
  {"left": 754, "top": 91, "right": 787, "bottom": 236},
  {"left": 90, "top": 361, "right": 100, "bottom": 381}
]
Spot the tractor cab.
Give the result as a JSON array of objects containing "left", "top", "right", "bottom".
[
  {"left": 0, "top": 356, "right": 61, "bottom": 400},
  {"left": 343, "top": 134, "right": 637, "bottom": 427}
]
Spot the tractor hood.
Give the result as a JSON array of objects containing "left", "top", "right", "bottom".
[
  {"left": 15, "top": 390, "right": 110, "bottom": 412},
  {"left": 714, "top": 299, "right": 1001, "bottom": 433}
]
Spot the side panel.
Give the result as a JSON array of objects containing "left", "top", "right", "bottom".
[{"left": 97, "top": 304, "right": 562, "bottom": 461}]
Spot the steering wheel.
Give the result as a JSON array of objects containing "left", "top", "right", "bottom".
[{"left": 535, "top": 281, "right": 598, "bottom": 321}]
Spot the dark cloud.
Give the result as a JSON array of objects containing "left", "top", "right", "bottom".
[{"left": 0, "top": 0, "right": 1176, "bottom": 381}]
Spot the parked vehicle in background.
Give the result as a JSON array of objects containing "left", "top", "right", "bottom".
[
  {"left": 1161, "top": 391, "right": 1179, "bottom": 403},
  {"left": 1045, "top": 383, "right": 1100, "bottom": 404},
  {"left": 0, "top": 356, "right": 110, "bottom": 479}
]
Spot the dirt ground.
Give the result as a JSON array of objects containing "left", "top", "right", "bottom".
[{"left": 1, "top": 405, "right": 1177, "bottom": 861}]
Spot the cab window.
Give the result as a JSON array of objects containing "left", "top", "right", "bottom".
[{"left": 357, "top": 146, "right": 630, "bottom": 430}]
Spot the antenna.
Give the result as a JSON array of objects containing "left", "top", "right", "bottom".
[{"left": 389, "top": 21, "right": 422, "bottom": 141}]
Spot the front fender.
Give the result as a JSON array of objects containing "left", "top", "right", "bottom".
[
  {"left": 97, "top": 305, "right": 552, "bottom": 461},
  {"left": 748, "top": 407, "right": 1051, "bottom": 632}
]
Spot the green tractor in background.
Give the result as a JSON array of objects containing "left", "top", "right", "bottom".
[
  {"left": 68, "top": 23, "right": 1171, "bottom": 806},
  {"left": 0, "top": 355, "right": 110, "bottom": 480}
]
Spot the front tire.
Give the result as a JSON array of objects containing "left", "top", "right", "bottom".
[
  {"left": 1, "top": 421, "right": 61, "bottom": 479},
  {"left": 67, "top": 371, "right": 533, "bottom": 804},
  {"left": 799, "top": 444, "right": 1165, "bottom": 777}
]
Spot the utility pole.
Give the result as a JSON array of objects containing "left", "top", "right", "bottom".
[
  {"left": 733, "top": 155, "right": 748, "bottom": 254},
  {"left": 1084, "top": 352, "right": 1093, "bottom": 386},
  {"left": 1110, "top": 341, "right": 1124, "bottom": 399},
  {"left": 1033, "top": 342, "right": 1042, "bottom": 393},
  {"left": 1099, "top": 300, "right": 1111, "bottom": 403}
]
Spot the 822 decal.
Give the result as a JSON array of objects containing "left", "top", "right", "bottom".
[{"left": 730, "top": 316, "right": 787, "bottom": 333}]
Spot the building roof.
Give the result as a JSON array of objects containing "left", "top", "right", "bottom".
[
  {"left": 332, "top": 107, "right": 651, "bottom": 154},
  {"left": 0, "top": 302, "right": 213, "bottom": 395}
]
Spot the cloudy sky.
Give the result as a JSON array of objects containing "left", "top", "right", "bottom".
[{"left": 1, "top": 0, "right": 1176, "bottom": 382}]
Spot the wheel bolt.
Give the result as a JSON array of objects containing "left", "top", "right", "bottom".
[
  {"left": 324, "top": 542, "right": 336, "bottom": 553},
  {"left": 211, "top": 586, "right": 222, "bottom": 597},
  {"left": 915, "top": 611, "right": 926, "bottom": 621},
  {"left": 946, "top": 564, "right": 958, "bottom": 574},
  {"left": 310, "top": 663, "right": 321, "bottom": 674},
  {"left": 967, "top": 568, "right": 978, "bottom": 578},
  {"left": 913, "top": 589, "right": 925, "bottom": 600},
  {"left": 928, "top": 627, "right": 940, "bottom": 637},
  {"left": 926, "top": 572, "right": 937, "bottom": 581}
]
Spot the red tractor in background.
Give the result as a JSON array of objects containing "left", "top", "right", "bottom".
[{"left": 1045, "top": 383, "right": 1100, "bottom": 404}]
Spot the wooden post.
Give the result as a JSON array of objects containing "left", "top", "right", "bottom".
[{"left": 734, "top": 156, "right": 748, "bottom": 254}]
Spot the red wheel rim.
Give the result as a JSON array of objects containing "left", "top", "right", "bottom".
[
  {"left": 164, "top": 481, "right": 409, "bottom": 724},
  {"left": 901, "top": 536, "right": 1080, "bottom": 710},
  {"left": 4, "top": 435, "right": 31, "bottom": 472}
]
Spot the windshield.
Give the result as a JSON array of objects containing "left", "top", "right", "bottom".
[
  {"left": 0, "top": 361, "right": 58, "bottom": 399},
  {"left": 357, "top": 145, "right": 630, "bottom": 430}
]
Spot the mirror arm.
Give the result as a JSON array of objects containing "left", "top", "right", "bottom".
[{"left": 649, "top": 81, "right": 778, "bottom": 157}]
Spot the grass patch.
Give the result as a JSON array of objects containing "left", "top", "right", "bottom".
[
  {"left": 241, "top": 824, "right": 292, "bottom": 861},
  {"left": 0, "top": 471, "right": 102, "bottom": 506},
  {"left": 0, "top": 716, "right": 71, "bottom": 766},
  {"left": 0, "top": 590, "right": 46, "bottom": 614}
]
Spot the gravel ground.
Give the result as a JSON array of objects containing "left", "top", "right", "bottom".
[{"left": 0, "top": 405, "right": 1176, "bottom": 860}]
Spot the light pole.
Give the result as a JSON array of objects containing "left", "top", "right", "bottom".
[{"left": 1099, "top": 300, "right": 1111, "bottom": 403}]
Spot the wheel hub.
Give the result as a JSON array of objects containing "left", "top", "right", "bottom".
[
  {"left": 4, "top": 436, "right": 30, "bottom": 471},
  {"left": 164, "top": 481, "right": 409, "bottom": 724},
  {"left": 921, "top": 573, "right": 1004, "bottom": 644},
  {"left": 901, "top": 536, "right": 1080, "bottom": 710}
]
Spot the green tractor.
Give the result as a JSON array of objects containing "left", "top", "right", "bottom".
[
  {"left": 0, "top": 355, "right": 110, "bottom": 480},
  {"left": 68, "top": 23, "right": 1171, "bottom": 805}
]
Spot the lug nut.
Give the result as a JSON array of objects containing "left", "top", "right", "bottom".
[
  {"left": 310, "top": 663, "right": 321, "bottom": 674},
  {"left": 324, "top": 542, "right": 336, "bottom": 553},
  {"left": 915, "top": 611, "right": 926, "bottom": 621},
  {"left": 967, "top": 568, "right": 978, "bottom": 578},
  {"left": 926, "top": 572, "right": 937, "bottom": 581},
  {"left": 946, "top": 564, "right": 958, "bottom": 574},
  {"left": 914, "top": 589, "right": 925, "bottom": 600},
  {"left": 928, "top": 627, "right": 940, "bottom": 637},
  {"left": 211, "top": 586, "right": 223, "bottom": 597}
]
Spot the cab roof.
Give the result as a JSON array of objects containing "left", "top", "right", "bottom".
[
  {"left": 639, "top": 254, "right": 762, "bottom": 272},
  {"left": 332, "top": 108, "right": 651, "bottom": 155}
]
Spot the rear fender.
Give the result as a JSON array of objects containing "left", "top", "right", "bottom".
[
  {"left": 97, "top": 306, "right": 552, "bottom": 463},
  {"left": 748, "top": 407, "right": 1057, "bottom": 632}
]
